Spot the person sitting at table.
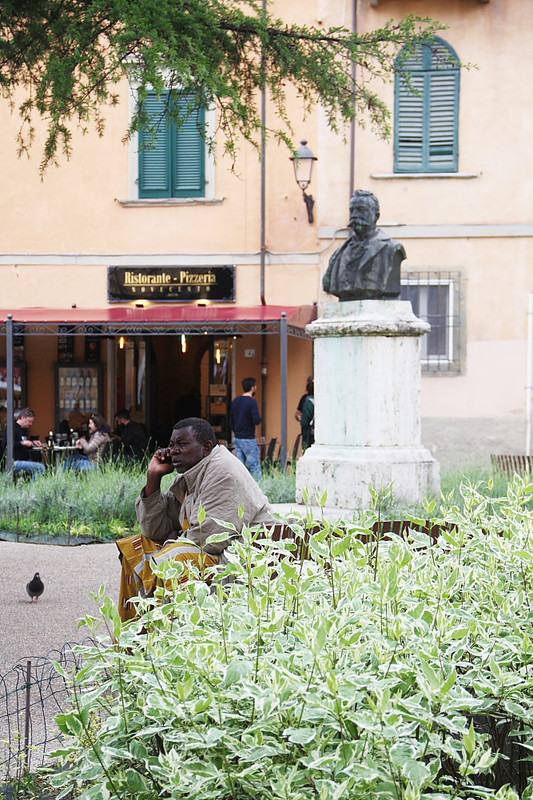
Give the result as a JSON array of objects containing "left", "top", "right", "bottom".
[
  {"left": 113, "top": 409, "right": 149, "bottom": 463},
  {"left": 64, "top": 413, "right": 112, "bottom": 470},
  {"left": 1, "top": 408, "right": 45, "bottom": 478}
]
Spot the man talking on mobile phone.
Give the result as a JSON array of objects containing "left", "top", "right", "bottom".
[{"left": 116, "top": 417, "right": 272, "bottom": 622}]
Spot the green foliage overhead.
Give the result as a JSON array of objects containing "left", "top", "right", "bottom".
[
  {"left": 0, "top": 0, "right": 444, "bottom": 170},
  {"left": 49, "top": 477, "right": 533, "bottom": 799}
]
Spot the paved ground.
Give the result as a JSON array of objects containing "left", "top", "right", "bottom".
[
  {"left": 0, "top": 540, "right": 120, "bottom": 675},
  {"left": 0, "top": 503, "right": 356, "bottom": 676},
  {"left": 422, "top": 416, "right": 528, "bottom": 472}
]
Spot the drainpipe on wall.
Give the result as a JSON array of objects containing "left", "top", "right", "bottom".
[
  {"left": 280, "top": 313, "right": 288, "bottom": 469},
  {"left": 260, "top": 0, "right": 267, "bottom": 434},
  {"left": 349, "top": 0, "right": 357, "bottom": 198},
  {"left": 526, "top": 291, "right": 533, "bottom": 456},
  {"left": 6, "top": 314, "right": 14, "bottom": 472},
  {"left": 260, "top": 104, "right": 267, "bottom": 309}
]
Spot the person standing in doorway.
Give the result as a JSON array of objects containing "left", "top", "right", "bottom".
[{"left": 229, "top": 377, "right": 262, "bottom": 480}]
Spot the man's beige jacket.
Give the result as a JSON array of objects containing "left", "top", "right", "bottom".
[{"left": 135, "top": 444, "right": 273, "bottom": 561}]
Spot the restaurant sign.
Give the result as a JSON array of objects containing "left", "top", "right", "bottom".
[{"left": 108, "top": 266, "right": 236, "bottom": 303}]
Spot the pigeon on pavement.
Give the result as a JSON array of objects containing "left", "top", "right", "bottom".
[{"left": 26, "top": 572, "right": 44, "bottom": 603}]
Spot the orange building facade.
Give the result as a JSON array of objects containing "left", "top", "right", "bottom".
[{"left": 1, "top": 0, "right": 531, "bottom": 470}]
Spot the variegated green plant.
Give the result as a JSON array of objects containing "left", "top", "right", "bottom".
[{"left": 49, "top": 478, "right": 533, "bottom": 800}]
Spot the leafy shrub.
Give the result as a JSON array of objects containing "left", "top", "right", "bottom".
[
  {"left": 2, "top": 459, "right": 527, "bottom": 542},
  {"left": 258, "top": 464, "right": 296, "bottom": 504},
  {"left": 50, "top": 478, "right": 533, "bottom": 799}
]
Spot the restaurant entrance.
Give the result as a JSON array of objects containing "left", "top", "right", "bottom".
[
  {"left": 1, "top": 304, "right": 316, "bottom": 471},
  {"left": 116, "top": 334, "right": 234, "bottom": 448}
]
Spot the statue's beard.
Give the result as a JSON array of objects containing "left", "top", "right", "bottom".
[{"left": 352, "top": 222, "right": 371, "bottom": 238}]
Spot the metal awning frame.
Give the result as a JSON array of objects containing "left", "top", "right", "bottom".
[
  {"left": 3, "top": 312, "right": 309, "bottom": 471},
  {"left": 0, "top": 318, "right": 309, "bottom": 338}
]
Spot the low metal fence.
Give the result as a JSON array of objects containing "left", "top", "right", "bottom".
[{"left": 0, "top": 640, "right": 92, "bottom": 788}]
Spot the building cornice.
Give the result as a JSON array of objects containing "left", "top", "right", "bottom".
[
  {"left": 0, "top": 252, "right": 320, "bottom": 266},
  {"left": 318, "top": 223, "right": 533, "bottom": 240}
]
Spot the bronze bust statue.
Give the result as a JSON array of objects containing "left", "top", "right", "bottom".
[{"left": 323, "top": 190, "right": 406, "bottom": 301}]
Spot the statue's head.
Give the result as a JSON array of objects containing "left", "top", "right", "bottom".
[{"left": 349, "top": 190, "right": 380, "bottom": 238}]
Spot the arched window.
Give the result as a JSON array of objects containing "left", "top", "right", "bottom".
[{"left": 394, "top": 38, "right": 460, "bottom": 173}]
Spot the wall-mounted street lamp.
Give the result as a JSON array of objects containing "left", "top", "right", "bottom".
[{"left": 290, "top": 140, "right": 317, "bottom": 224}]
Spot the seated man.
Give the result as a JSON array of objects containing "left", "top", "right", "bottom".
[
  {"left": 117, "top": 417, "right": 272, "bottom": 622},
  {"left": 114, "top": 408, "right": 149, "bottom": 463},
  {"left": 1, "top": 408, "right": 45, "bottom": 478}
]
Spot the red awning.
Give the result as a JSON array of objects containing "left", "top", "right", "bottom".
[{"left": 0, "top": 304, "right": 316, "bottom": 335}]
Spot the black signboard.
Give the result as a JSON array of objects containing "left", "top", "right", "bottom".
[{"left": 108, "top": 266, "right": 236, "bottom": 303}]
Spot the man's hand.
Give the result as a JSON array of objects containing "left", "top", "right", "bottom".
[{"left": 144, "top": 449, "right": 175, "bottom": 497}]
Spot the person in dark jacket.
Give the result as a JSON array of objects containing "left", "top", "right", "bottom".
[
  {"left": 1, "top": 408, "right": 45, "bottom": 477},
  {"left": 229, "top": 377, "right": 262, "bottom": 480},
  {"left": 295, "top": 375, "right": 313, "bottom": 424},
  {"left": 114, "top": 409, "right": 149, "bottom": 462},
  {"left": 300, "top": 378, "right": 315, "bottom": 451}
]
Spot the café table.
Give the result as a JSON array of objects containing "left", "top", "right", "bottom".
[{"left": 35, "top": 445, "right": 80, "bottom": 468}]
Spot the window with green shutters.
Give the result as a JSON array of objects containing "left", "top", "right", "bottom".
[
  {"left": 394, "top": 38, "right": 460, "bottom": 173},
  {"left": 138, "top": 92, "right": 206, "bottom": 198}
]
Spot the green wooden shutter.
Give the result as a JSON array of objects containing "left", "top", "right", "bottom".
[
  {"left": 427, "top": 71, "right": 458, "bottom": 171},
  {"left": 394, "top": 38, "right": 459, "bottom": 173},
  {"left": 139, "top": 91, "right": 206, "bottom": 198},
  {"left": 139, "top": 93, "right": 171, "bottom": 198},
  {"left": 172, "top": 95, "right": 205, "bottom": 197},
  {"left": 395, "top": 73, "right": 425, "bottom": 172}
]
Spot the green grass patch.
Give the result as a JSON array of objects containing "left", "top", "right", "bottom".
[
  {"left": 0, "top": 462, "right": 295, "bottom": 541},
  {"left": 0, "top": 461, "right": 529, "bottom": 542},
  {"left": 0, "top": 462, "right": 146, "bottom": 541}
]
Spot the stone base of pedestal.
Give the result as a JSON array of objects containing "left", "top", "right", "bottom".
[{"left": 295, "top": 444, "right": 440, "bottom": 510}]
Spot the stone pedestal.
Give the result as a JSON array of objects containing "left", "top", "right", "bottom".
[{"left": 296, "top": 300, "right": 440, "bottom": 509}]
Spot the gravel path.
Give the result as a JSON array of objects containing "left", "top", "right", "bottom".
[{"left": 0, "top": 540, "right": 120, "bottom": 675}]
